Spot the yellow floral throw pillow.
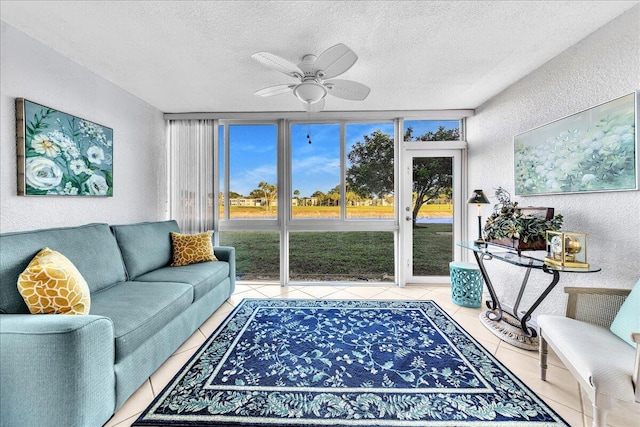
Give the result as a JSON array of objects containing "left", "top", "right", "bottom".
[
  {"left": 17, "top": 247, "right": 91, "bottom": 315},
  {"left": 170, "top": 231, "right": 218, "bottom": 267}
]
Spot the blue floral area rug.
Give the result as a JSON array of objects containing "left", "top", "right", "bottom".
[{"left": 134, "top": 299, "right": 568, "bottom": 426}]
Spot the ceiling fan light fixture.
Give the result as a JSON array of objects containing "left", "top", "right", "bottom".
[
  {"left": 293, "top": 81, "right": 327, "bottom": 104},
  {"left": 253, "top": 44, "right": 368, "bottom": 112}
]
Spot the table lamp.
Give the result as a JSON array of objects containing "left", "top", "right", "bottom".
[{"left": 468, "top": 189, "right": 490, "bottom": 245}]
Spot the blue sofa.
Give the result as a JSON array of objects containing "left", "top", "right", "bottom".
[{"left": 0, "top": 220, "right": 235, "bottom": 427}]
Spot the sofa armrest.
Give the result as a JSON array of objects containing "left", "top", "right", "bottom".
[
  {"left": 564, "top": 287, "right": 630, "bottom": 328},
  {"left": 214, "top": 246, "right": 236, "bottom": 292},
  {"left": 0, "top": 314, "right": 116, "bottom": 426}
]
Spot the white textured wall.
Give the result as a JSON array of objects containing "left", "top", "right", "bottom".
[
  {"left": 0, "top": 21, "right": 168, "bottom": 232},
  {"left": 466, "top": 6, "right": 640, "bottom": 317}
]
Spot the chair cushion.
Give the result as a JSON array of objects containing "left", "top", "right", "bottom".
[
  {"left": 170, "top": 231, "right": 217, "bottom": 266},
  {"left": 538, "top": 315, "right": 636, "bottom": 402},
  {"left": 610, "top": 278, "right": 640, "bottom": 347},
  {"left": 135, "top": 261, "right": 229, "bottom": 302},
  {"left": 90, "top": 281, "right": 193, "bottom": 361},
  {"left": 17, "top": 248, "right": 90, "bottom": 315},
  {"left": 111, "top": 220, "right": 181, "bottom": 279}
]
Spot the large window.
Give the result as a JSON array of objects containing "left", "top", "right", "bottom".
[
  {"left": 290, "top": 123, "right": 340, "bottom": 219},
  {"left": 403, "top": 120, "right": 460, "bottom": 141},
  {"left": 211, "top": 114, "right": 467, "bottom": 285},
  {"left": 218, "top": 125, "right": 224, "bottom": 219},
  {"left": 289, "top": 121, "right": 396, "bottom": 221},
  {"left": 218, "top": 231, "right": 279, "bottom": 281},
  {"left": 289, "top": 231, "right": 394, "bottom": 282},
  {"left": 224, "top": 124, "right": 278, "bottom": 219},
  {"left": 346, "top": 123, "right": 395, "bottom": 219}
]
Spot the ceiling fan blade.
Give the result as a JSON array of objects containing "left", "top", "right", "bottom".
[
  {"left": 251, "top": 52, "right": 303, "bottom": 78},
  {"left": 313, "top": 43, "right": 358, "bottom": 79},
  {"left": 254, "top": 84, "right": 295, "bottom": 97},
  {"left": 304, "top": 98, "right": 325, "bottom": 113},
  {"left": 324, "top": 79, "right": 370, "bottom": 101}
]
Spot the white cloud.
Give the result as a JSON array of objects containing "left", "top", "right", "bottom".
[{"left": 230, "top": 164, "right": 276, "bottom": 195}]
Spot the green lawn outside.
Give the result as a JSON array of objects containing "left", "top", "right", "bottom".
[
  {"left": 218, "top": 222, "right": 452, "bottom": 282},
  {"left": 289, "top": 231, "right": 395, "bottom": 281},
  {"left": 412, "top": 224, "right": 453, "bottom": 276}
]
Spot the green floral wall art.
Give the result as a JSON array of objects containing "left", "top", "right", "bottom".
[
  {"left": 514, "top": 92, "right": 637, "bottom": 196},
  {"left": 17, "top": 99, "right": 113, "bottom": 196}
]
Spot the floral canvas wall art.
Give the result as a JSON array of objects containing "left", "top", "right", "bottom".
[
  {"left": 16, "top": 99, "right": 113, "bottom": 196},
  {"left": 514, "top": 92, "right": 637, "bottom": 196}
]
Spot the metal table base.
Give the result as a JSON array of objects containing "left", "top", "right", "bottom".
[{"left": 459, "top": 242, "right": 600, "bottom": 338}]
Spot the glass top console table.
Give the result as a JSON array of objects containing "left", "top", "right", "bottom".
[{"left": 458, "top": 242, "right": 601, "bottom": 338}]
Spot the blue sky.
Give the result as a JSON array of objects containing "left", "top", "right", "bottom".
[{"left": 222, "top": 120, "right": 457, "bottom": 197}]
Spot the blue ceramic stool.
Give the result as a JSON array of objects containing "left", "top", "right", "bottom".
[{"left": 449, "top": 261, "right": 483, "bottom": 308}]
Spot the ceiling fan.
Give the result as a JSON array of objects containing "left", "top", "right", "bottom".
[{"left": 251, "top": 43, "right": 370, "bottom": 112}]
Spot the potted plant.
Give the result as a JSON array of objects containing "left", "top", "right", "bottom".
[{"left": 483, "top": 187, "right": 563, "bottom": 254}]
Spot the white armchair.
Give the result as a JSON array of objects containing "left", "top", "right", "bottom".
[{"left": 538, "top": 287, "right": 640, "bottom": 427}]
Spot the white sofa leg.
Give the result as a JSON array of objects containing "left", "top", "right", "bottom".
[
  {"left": 592, "top": 404, "right": 607, "bottom": 427},
  {"left": 539, "top": 330, "right": 548, "bottom": 381}
]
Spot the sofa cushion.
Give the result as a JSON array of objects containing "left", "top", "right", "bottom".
[
  {"left": 90, "top": 281, "right": 193, "bottom": 361},
  {"left": 170, "top": 231, "right": 217, "bottom": 266},
  {"left": 111, "top": 220, "right": 180, "bottom": 279},
  {"left": 135, "top": 261, "right": 230, "bottom": 302},
  {"left": 0, "top": 223, "right": 126, "bottom": 314},
  {"left": 17, "top": 248, "right": 91, "bottom": 315},
  {"left": 610, "top": 278, "right": 640, "bottom": 348}
]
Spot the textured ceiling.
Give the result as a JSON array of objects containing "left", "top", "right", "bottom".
[{"left": 1, "top": 1, "right": 638, "bottom": 113}]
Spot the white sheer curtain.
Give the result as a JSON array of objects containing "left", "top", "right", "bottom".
[{"left": 168, "top": 120, "right": 215, "bottom": 233}]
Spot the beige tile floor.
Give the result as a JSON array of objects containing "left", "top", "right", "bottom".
[{"left": 104, "top": 284, "right": 640, "bottom": 427}]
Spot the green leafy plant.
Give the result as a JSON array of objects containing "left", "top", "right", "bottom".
[{"left": 483, "top": 188, "right": 563, "bottom": 243}]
